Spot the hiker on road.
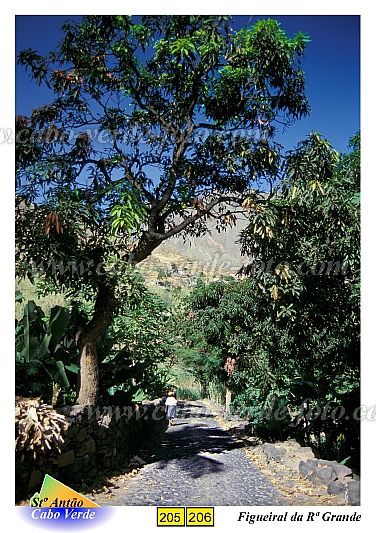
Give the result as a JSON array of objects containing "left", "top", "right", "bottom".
[{"left": 165, "top": 391, "right": 178, "bottom": 425}]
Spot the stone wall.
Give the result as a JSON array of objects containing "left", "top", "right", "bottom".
[
  {"left": 261, "top": 441, "right": 360, "bottom": 505},
  {"left": 16, "top": 399, "right": 167, "bottom": 502}
]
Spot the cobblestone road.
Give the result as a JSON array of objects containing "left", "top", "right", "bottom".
[{"left": 108, "top": 401, "right": 287, "bottom": 506}]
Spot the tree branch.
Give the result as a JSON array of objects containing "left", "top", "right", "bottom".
[
  {"left": 112, "top": 140, "right": 156, "bottom": 203},
  {"left": 160, "top": 195, "right": 243, "bottom": 240},
  {"left": 127, "top": 60, "right": 177, "bottom": 136}
]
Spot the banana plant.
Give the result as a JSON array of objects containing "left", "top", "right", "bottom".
[{"left": 16, "top": 300, "right": 79, "bottom": 401}]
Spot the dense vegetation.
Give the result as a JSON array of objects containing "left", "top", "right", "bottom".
[
  {"left": 16, "top": 15, "right": 359, "bottom": 469},
  {"left": 16, "top": 272, "right": 175, "bottom": 405},
  {"left": 172, "top": 132, "right": 360, "bottom": 467}
]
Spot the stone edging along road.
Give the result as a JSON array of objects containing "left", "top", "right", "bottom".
[{"left": 83, "top": 400, "right": 345, "bottom": 507}]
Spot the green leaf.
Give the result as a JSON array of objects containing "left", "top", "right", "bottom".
[
  {"left": 47, "top": 306, "right": 70, "bottom": 353},
  {"left": 38, "top": 333, "right": 52, "bottom": 358},
  {"left": 54, "top": 360, "right": 70, "bottom": 388},
  {"left": 64, "top": 364, "right": 79, "bottom": 374}
]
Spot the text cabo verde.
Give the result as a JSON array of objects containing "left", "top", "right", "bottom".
[{"left": 31, "top": 508, "right": 96, "bottom": 520}]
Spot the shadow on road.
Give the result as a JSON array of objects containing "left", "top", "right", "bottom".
[{"left": 142, "top": 402, "right": 243, "bottom": 478}]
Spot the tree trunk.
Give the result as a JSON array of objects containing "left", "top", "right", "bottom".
[
  {"left": 76, "top": 341, "right": 99, "bottom": 405},
  {"left": 75, "top": 234, "right": 162, "bottom": 406},
  {"left": 225, "top": 387, "right": 232, "bottom": 414},
  {"left": 200, "top": 381, "right": 207, "bottom": 399},
  {"left": 76, "top": 279, "right": 117, "bottom": 405}
]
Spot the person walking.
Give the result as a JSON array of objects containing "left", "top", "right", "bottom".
[{"left": 165, "top": 391, "right": 178, "bottom": 426}]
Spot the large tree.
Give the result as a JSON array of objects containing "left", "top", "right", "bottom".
[{"left": 16, "top": 16, "right": 310, "bottom": 404}]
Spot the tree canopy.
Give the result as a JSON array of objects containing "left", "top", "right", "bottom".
[
  {"left": 16, "top": 16, "right": 311, "bottom": 405},
  {"left": 175, "top": 132, "right": 360, "bottom": 466}
]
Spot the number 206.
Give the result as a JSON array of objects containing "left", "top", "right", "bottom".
[{"left": 188, "top": 511, "right": 212, "bottom": 523}]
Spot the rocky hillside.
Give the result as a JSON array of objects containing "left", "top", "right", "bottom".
[{"left": 139, "top": 217, "right": 249, "bottom": 289}]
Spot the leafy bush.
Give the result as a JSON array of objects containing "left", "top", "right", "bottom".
[
  {"left": 174, "top": 134, "right": 360, "bottom": 468},
  {"left": 15, "top": 300, "right": 79, "bottom": 403}
]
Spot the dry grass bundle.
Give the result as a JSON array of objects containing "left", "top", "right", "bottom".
[{"left": 15, "top": 397, "right": 69, "bottom": 460}]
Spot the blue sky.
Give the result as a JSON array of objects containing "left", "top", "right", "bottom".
[{"left": 15, "top": 15, "right": 360, "bottom": 155}]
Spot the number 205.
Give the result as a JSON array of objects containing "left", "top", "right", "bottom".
[{"left": 157, "top": 510, "right": 185, "bottom": 526}]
